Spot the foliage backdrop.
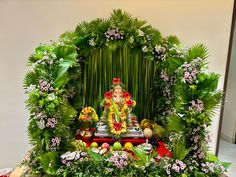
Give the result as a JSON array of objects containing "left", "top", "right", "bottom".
[{"left": 22, "top": 10, "right": 227, "bottom": 177}]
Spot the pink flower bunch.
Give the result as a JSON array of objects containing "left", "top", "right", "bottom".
[
  {"left": 105, "top": 27, "right": 124, "bottom": 41},
  {"left": 165, "top": 160, "right": 187, "bottom": 175},
  {"left": 46, "top": 118, "right": 58, "bottom": 128},
  {"left": 189, "top": 99, "right": 204, "bottom": 113},
  {"left": 160, "top": 70, "right": 169, "bottom": 82},
  {"left": 108, "top": 152, "right": 128, "bottom": 169},
  {"left": 39, "top": 80, "right": 53, "bottom": 92},
  {"left": 193, "top": 149, "right": 205, "bottom": 160},
  {"left": 181, "top": 58, "right": 202, "bottom": 84},
  {"left": 51, "top": 137, "right": 61, "bottom": 147},
  {"left": 201, "top": 162, "right": 226, "bottom": 176}
]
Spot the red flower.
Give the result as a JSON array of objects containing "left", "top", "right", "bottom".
[
  {"left": 126, "top": 99, "right": 134, "bottom": 107},
  {"left": 112, "top": 78, "right": 121, "bottom": 85},
  {"left": 123, "top": 91, "right": 131, "bottom": 99},
  {"left": 113, "top": 122, "right": 122, "bottom": 131},
  {"left": 156, "top": 141, "right": 172, "bottom": 158},
  {"left": 104, "top": 91, "right": 113, "bottom": 99},
  {"left": 90, "top": 127, "right": 97, "bottom": 132},
  {"left": 105, "top": 102, "right": 111, "bottom": 107}
]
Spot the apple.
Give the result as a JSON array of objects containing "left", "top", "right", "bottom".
[
  {"left": 113, "top": 142, "right": 122, "bottom": 151},
  {"left": 101, "top": 142, "right": 110, "bottom": 149}
]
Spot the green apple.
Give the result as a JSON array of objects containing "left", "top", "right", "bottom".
[{"left": 113, "top": 142, "right": 122, "bottom": 151}]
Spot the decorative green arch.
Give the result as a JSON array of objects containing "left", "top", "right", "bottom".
[{"left": 23, "top": 9, "right": 229, "bottom": 177}]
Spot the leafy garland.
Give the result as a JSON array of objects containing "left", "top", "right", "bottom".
[{"left": 22, "top": 9, "right": 229, "bottom": 177}]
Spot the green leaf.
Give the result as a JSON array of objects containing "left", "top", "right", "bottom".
[
  {"left": 167, "top": 114, "right": 186, "bottom": 133},
  {"left": 205, "top": 153, "right": 219, "bottom": 162},
  {"left": 220, "top": 162, "right": 231, "bottom": 170},
  {"left": 197, "top": 73, "right": 220, "bottom": 92},
  {"left": 131, "top": 146, "right": 152, "bottom": 168},
  {"left": 41, "top": 152, "right": 59, "bottom": 175},
  {"left": 173, "top": 138, "right": 191, "bottom": 160},
  {"left": 87, "top": 149, "right": 102, "bottom": 161},
  {"left": 194, "top": 171, "right": 206, "bottom": 177},
  {"left": 54, "top": 45, "right": 78, "bottom": 88}
]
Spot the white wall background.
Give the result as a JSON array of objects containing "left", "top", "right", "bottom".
[{"left": 0, "top": 0, "right": 233, "bottom": 169}]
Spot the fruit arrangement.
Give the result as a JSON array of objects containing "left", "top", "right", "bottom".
[
  {"left": 141, "top": 119, "right": 165, "bottom": 139},
  {"left": 72, "top": 140, "right": 87, "bottom": 150}
]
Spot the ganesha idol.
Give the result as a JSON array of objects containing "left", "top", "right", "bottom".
[{"left": 94, "top": 78, "right": 144, "bottom": 139}]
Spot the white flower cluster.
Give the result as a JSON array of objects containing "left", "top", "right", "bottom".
[
  {"left": 88, "top": 38, "right": 96, "bottom": 46},
  {"left": 169, "top": 44, "right": 188, "bottom": 58},
  {"left": 61, "top": 151, "right": 88, "bottom": 166},
  {"left": 154, "top": 45, "right": 166, "bottom": 60},
  {"left": 25, "top": 84, "right": 37, "bottom": 93},
  {"left": 35, "top": 50, "right": 56, "bottom": 66}
]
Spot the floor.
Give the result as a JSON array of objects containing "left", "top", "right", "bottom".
[{"left": 218, "top": 139, "right": 236, "bottom": 177}]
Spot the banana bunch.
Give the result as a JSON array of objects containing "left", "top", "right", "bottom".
[
  {"left": 141, "top": 119, "right": 165, "bottom": 139},
  {"left": 72, "top": 140, "right": 87, "bottom": 151}
]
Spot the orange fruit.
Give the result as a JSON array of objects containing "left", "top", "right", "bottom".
[{"left": 124, "top": 142, "right": 133, "bottom": 151}]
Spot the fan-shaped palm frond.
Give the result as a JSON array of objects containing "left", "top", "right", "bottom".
[
  {"left": 186, "top": 44, "right": 209, "bottom": 62},
  {"left": 173, "top": 138, "right": 191, "bottom": 160},
  {"left": 23, "top": 71, "right": 38, "bottom": 88},
  {"left": 167, "top": 114, "right": 186, "bottom": 133}
]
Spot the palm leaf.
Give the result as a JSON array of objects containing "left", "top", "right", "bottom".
[
  {"left": 23, "top": 71, "right": 38, "bottom": 88},
  {"left": 173, "top": 138, "right": 191, "bottom": 160},
  {"left": 131, "top": 146, "right": 151, "bottom": 168},
  {"left": 186, "top": 44, "right": 209, "bottom": 61},
  {"left": 197, "top": 73, "right": 220, "bottom": 93},
  {"left": 167, "top": 114, "right": 186, "bottom": 133},
  {"left": 204, "top": 91, "right": 222, "bottom": 114}
]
